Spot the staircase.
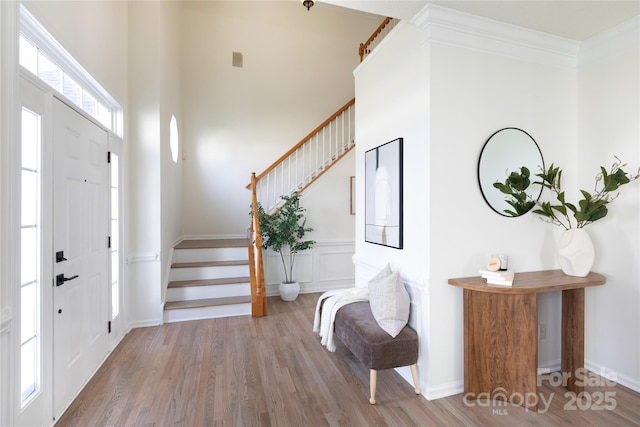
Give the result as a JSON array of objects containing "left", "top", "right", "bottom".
[
  {"left": 163, "top": 238, "right": 252, "bottom": 323},
  {"left": 249, "top": 98, "right": 356, "bottom": 214},
  {"left": 166, "top": 17, "right": 396, "bottom": 320}
]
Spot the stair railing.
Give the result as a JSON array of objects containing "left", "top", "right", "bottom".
[
  {"left": 246, "top": 97, "right": 356, "bottom": 214},
  {"left": 246, "top": 99, "right": 355, "bottom": 317},
  {"left": 248, "top": 172, "right": 267, "bottom": 317},
  {"left": 247, "top": 17, "right": 395, "bottom": 317},
  {"left": 359, "top": 17, "right": 398, "bottom": 62}
]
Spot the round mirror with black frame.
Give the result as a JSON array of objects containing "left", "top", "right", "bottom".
[{"left": 477, "top": 128, "right": 544, "bottom": 217}]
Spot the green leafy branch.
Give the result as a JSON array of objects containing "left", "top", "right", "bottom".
[
  {"left": 251, "top": 192, "right": 315, "bottom": 283},
  {"left": 493, "top": 166, "right": 536, "bottom": 216},
  {"left": 532, "top": 156, "right": 640, "bottom": 230}
]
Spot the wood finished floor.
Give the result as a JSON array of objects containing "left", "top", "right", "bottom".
[{"left": 57, "top": 293, "right": 640, "bottom": 426}]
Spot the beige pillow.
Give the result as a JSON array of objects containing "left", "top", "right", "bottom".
[
  {"left": 368, "top": 266, "right": 410, "bottom": 337},
  {"left": 370, "top": 263, "right": 392, "bottom": 282}
]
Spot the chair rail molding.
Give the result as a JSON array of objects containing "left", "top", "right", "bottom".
[{"left": 127, "top": 252, "right": 160, "bottom": 264}]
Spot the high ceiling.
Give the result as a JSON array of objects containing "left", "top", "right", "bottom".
[{"left": 320, "top": 0, "right": 640, "bottom": 41}]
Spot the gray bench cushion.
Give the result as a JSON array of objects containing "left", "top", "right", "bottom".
[{"left": 334, "top": 301, "right": 418, "bottom": 371}]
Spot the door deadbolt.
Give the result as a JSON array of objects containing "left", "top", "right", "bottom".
[{"left": 56, "top": 274, "right": 79, "bottom": 287}]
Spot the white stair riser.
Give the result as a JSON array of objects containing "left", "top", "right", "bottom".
[
  {"left": 166, "top": 283, "right": 250, "bottom": 302},
  {"left": 164, "top": 303, "right": 251, "bottom": 323},
  {"left": 173, "top": 247, "right": 248, "bottom": 263},
  {"left": 170, "top": 265, "right": 248, "bottom": 281}
]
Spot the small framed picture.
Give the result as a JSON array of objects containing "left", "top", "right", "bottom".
[{"left": 350, "top": 176, "right": 356, "bottom": 215}]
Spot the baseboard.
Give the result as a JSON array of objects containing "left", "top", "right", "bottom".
[
  {"left": 128, "top": 319, "right": 163, "bottom": 329},
  {"left": 585, "top": 360, "right": 640, "bottom": 393},
  {"left": 536, "top": 360, "right": 639, "bottom": 392},
  {"left": 425, "top": 379, "right": 464, "bottom": 401},
  {"left": 128, "top": 305, "right": 163, "bottom": 328},
  {"left": 538, "top": 359, "right": 561, "bottom": 372},
  {"left": 265, "top": 281, "right": 353, "bottom": 297},
  {"left": 394, "top": 365, "right": 421, "bottom": 396},
  {"left": 424, "top": 360, "right": 639, "bottom": 402}
]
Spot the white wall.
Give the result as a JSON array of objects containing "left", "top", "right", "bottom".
[
  {"left": 578, "top": 17, "right": 640, "bottom": 389},
  {"left": 427, "top": 34, "right": 577, "bottom": 397},
  {"left": 127, "top": 1, "right": 163, "bottom": 326},
  {"left": 352, "top": 19, "right": 430, "bottom": 389},
  {"left": 354, "top": 5, "right": 640, "bottom": 399},
  {"left": 353, "top": 21, "right": 430, "bottom": 284},
  {"left": 159, "top": 1, "right": 184, "bottom": 306},
  {"left": 180, "top": 1, "right": 381, "bottom": 238},
  {"left": 21, "top": 0, "right": 128, "bottom": 106},
  {"left": 128, "top": 1, "right": 185, "bottom": 326}
]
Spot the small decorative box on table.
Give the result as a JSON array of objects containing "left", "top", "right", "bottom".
[{"left": 448, "top": 269, "right": 605, "bottom": 410}]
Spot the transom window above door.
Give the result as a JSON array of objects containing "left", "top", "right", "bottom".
[{"left": 18, "top": 5, "right": 123, "bottom": 136}]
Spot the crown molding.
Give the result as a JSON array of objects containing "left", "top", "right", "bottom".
[
  {"left": 579, "top": 15, "right": 640, "bottom": 69},
  {"left": 411, "top": 4, "right": 580, "bottom": 70}
]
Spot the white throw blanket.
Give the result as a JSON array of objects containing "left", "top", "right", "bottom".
[{"left": 313, "top": 287, "right": 369, "bottom": 352}]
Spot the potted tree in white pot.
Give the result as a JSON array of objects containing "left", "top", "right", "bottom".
[{"left": 254, "top": 192, "right": 315, "bottom": 301}]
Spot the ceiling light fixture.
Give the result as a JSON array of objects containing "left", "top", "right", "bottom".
[{"left": 301, "top": 0, "right": 314, "bottom": 11}]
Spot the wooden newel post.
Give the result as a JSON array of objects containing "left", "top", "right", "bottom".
[{"left": 249, "top": 172, "right": 267, "bottom": 317}]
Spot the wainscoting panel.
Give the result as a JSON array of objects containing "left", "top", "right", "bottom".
[
  {"left": 263, "top": 241, "right": 355, "bottom": 296},
  {"left": 316, "top": 251, "right": 355, "bottom": 282}
]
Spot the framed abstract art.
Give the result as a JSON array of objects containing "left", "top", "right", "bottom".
[{"left": 364, "top": 137, "right": 403, "bottom": 249}]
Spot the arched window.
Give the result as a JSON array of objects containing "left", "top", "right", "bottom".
[{"left": 170, "top": 115, "right": 179, "bottom": 163}]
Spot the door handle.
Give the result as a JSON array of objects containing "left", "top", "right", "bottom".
[{"left": 56, "top": 274, "right": 79, "bottom": 287}]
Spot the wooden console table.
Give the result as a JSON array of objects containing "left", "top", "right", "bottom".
[{"left": 448, "top": 269, "right": 605, "bottom": 410}]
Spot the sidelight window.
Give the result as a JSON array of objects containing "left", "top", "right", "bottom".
[
  {"left": 20, "top": 107, "right": 42, "bottom": 405},
  {"left": 110, "top": 153, "right": 120, "bottom": 319}
]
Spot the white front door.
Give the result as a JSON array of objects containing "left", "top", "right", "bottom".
[{"left": 52, "top": 98, "right": 110, "bottom": 419}]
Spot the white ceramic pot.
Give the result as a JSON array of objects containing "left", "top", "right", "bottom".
[
  {"left": 556, "top": 228, "right": 595, "bottom": 277},
  {"left": 279, "top": 281, "right": 300, "bottom": 302}
]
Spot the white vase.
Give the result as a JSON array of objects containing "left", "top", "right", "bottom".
[
  {"left": 556, "top": 228, "right": 595, "bottom": 277},
  {"left": 279, "top": 281, "right": 300, "bottom": 302}
]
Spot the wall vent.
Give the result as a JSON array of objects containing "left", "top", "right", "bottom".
[{"left": 232, "top": 52, "right": 243, "bottom": 68}]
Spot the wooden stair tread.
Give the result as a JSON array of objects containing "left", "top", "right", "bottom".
[
  {"left": 168, "top": 277, "right": 251, "bottom": 288},
  {"left": 171, "top": 260, "right": 249, "bottom": 269},
  {"left": 174, "top": 238, "right": 248, "bottom": 250},
  {"left": 164, "top": 296, "right": 251, "bottom": 311}
]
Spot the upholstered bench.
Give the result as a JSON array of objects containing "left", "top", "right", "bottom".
[{"left": 333, "top": 301, "right": 420, "bottom": 404}]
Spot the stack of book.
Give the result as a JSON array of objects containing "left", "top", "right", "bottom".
[{"left": 479, "top": 269, "right": 514, "bottom": 286}]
